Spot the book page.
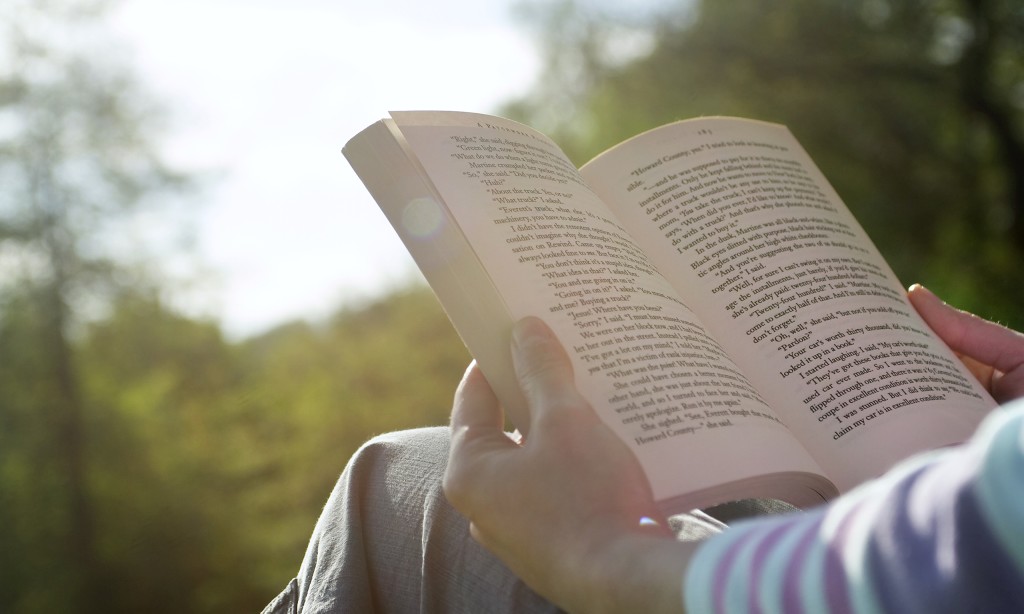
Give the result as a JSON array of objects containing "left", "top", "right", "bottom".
[
  {"left": 386, "top": 111, "right": 834, "bottom": 508},
  {"left": 581, "top": 117, "right": 996, "bottom": 492},
  {"left": 343, "top": 120, "right": 532, "bottom": 427}
]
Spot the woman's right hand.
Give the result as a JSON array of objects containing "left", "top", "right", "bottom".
[{"left": 908, "top": 284, "right": 1024, "bottom": 403}]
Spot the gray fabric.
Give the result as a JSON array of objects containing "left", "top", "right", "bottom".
[
  {"left": 704, "top": 498, "right": 798, "bottom": 524},
  {"left": 262, "top": 427, "right": 741, "bottom": 613}
]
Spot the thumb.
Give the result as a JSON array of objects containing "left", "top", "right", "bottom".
[{"left": 511, "top": 317, "right": 594, "bottom": 431}]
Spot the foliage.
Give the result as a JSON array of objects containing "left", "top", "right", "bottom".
[
  {"left": 230, "top": 285, "right": 469, "bottom": 601},
  {"left": 0, "top": 1, "right": 470, "bottom": 610},
  {"left": 1, "top": 284, "right": 468, "bottom": 612},
  {"left": 0, "top": 0, "right": 192, "bottom": 610},
  {"left": 505, "top": 0, "right": 1024, "bottom": 329}
]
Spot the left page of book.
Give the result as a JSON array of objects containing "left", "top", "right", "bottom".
[
  {"left": 347, "top": 111, "right": 835, "bottom": 512},
  {"left": 343, "top": 119, "right": 530, "bottom": 427}
]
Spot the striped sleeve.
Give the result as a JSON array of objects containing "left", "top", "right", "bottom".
[{"left": 684, "top": 399, "right": 1024, "bottom": 614}]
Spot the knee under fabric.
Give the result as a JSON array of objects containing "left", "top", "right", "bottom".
[{"left": 265, "top": 427, "right": 783, "bottom": 613}]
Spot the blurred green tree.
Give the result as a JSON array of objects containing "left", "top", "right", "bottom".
[
  {"left": 75, "top": 291, "right": 253, "bottom": 612},
  {"left": 16, "top": 280, "right": 467, "bottom": 612},
  {"left": 506, "top": 0, "right": 1023, "bottom": 328},
  {"left": 233, "top": 285, "right": 469, "bottom": 606},
  {"left": 0, "top": 0, "right": 189, "bottom": 609},
  {"left": 0, "top": 3, "right": 470, "bottom": 610}
]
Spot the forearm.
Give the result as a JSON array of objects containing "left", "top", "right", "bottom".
[{"left": 683, "top": 401, "right": 1024, "bottom": 613}]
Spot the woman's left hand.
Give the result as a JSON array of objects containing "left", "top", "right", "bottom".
[{"left": 443, "top": 316, "right": 694, "bottom": 613}]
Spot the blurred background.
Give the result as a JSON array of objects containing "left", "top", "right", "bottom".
[{"left": 1, "top": 0, "right": 1021, "bottom": 611}]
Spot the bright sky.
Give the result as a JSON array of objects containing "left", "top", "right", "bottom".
[{"left": 110, "top": 0, "right": 541, "bottom": 337}]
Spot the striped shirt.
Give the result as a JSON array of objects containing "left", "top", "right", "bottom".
[{"left": 685, "top": 398, "right": 1024, "bottom": 613}]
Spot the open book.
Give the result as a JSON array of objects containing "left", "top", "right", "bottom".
[{"left": 343, "top": 111, "right": 996, "bottom": 514}]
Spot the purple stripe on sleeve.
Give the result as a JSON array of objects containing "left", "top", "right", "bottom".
[
  {"left": 712, "top": 528, "right": 754, "bottom": 613},
  {"left": 779, "top": 516, "right": 824, "bottom": 614},
  {"left": 862, "top": 444, "right": 1024, "bottom": 612},
  {"left": 819, "top": 501, "right": 861, "bottom": 614},
  {"left": 747, "top": 519, "right": 798, "bottom": 614}
]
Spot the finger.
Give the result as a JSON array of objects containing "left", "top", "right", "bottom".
[
  {"left": 446, "top": 362, "right": 516, "bottom": 507},
  {"left": 510, "top": 317, "right": 590, "bottom": 425},
  {"left": 908, "top": 284, "right": 1024, "bottom": 375},
  {"left": 957, "top": 353, "right": 996, "bottom": 390},
  {"left": 994, "top": 367, "right": 1024, "bottom": 404},
  {"left": 451, "top": 361, "right": 505, "bottom": 432}
]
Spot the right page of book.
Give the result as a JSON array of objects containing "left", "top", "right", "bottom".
[{"left": 581, "top": 117, "right": 996, "bottom": 492}]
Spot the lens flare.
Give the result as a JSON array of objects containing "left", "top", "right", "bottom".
[{"left": 402, "top": 197, "right": 443, "bottom": 238}]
